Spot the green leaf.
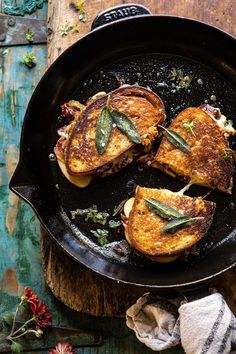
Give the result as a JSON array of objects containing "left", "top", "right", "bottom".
[
  {"left": 92, "top": 211, "right": 109, "bottom": 225},
  {"left": 11, "top": 341, "right": 23, "bottom": 353},
  {"left": 70, "top": 205, "right": 109, "bottom": 225},
  {"left": 145, "top": 198, "right": 186, "bottom": 220},
  {"left": 111, "top": 110, "right": 142, "bottom": 144},
  {"left": 22, "top": 53, "right": 36, "bottom": 68},
  {"left": 183, "top": 120, "right": 195, "bottom": 136},
  {"left": 168, "top": 68, "right": 194, "bottom": 89},
  {"left": 25, "top": 29, "right": 34, "bottom": 42},
  {"left": 160, "top": 126, "right": 191, "bottom": 153},
  {"left": 108, "top": 220, "right": 122, "bottom": 228},
  {"left": 161, "top": 216, "right": 203, "bottom": 234},
  {"left": 3, "top": 312, "right": 14, "bottom": 327},
  {"left": 95, "top": 106, "right": 113, "bottom": 154},
  {"left": 70, "top": 205, "right": 98, "bottom": 219},
  {"left": 161, "top": 217, "right": 191, "bottom": 233},
  {"left": 113, "top": 199, "right": 127, "bottom": 216},
  {"left": 91, "top": 229, "right": 109, "bottom": 246}
]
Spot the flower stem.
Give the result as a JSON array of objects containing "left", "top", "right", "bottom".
[
  {"left": 9, "top": 300, "right": 23, "bottom": 336},
  {"left": 10, "top": 317, "right": 35, "bottom": 337},
  {"left": 8, "top": 329, "right": 37, "bottom": 341}
]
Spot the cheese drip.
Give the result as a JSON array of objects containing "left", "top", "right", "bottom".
[{"left": 57, "top": 159, "right": 92, "bottom": 188}]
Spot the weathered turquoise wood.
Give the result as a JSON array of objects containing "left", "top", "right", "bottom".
[{"left": 0, "top": 2, "right": 184, "bottom": 353}]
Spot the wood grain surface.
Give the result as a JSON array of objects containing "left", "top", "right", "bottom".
[
  {"left": 43, "top": 0, "right": 236, "bottom": 317},
  {"left": 47, "top": 0, "right": 236, "bottom": 65}
]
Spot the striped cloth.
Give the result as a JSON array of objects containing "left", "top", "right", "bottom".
[{"left": 126, "top": 293, "right": 236, "bottom": 353}]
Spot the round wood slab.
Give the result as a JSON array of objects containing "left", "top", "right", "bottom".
[{"left": 41, "top": 0, "right": 236, "bottom": 316}]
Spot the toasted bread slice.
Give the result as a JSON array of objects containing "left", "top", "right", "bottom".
[
  {"left": 55, "top": 99, "right": 84, "bottom": 161},
  {"left": 65, "top": 86, "right": 166, "bottom": 176},
  {"left": 124, "top": 186, "right": 215, "bottom": 258},
  {"left": 153, "top": 107, "right": 235, "bottom": 193},
  {"left": 54, "top": 101, "right": 92, "bottom": 187}
]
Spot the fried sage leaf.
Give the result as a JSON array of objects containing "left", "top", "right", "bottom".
[
  {"left": 111, "top": 110, "right": 142, "bottom": 144},
  {"left": 108, "top": 220, "right": 122, "bottom": 228},
  {"left": 145, "top": 198, "right": 186, "bottom": 220},
  {"left": 113, "top": 198, "right": 127, "bottom": 216},
  {"left": 160, "top": 126, "right": 191, "bottom": 153},
  {"left": 161, "top": 217, "right": 191, "bottom": 233},
  {"left": 161, "top": 216, "right": 203, "bottom": 234},
  {"left": 91, "top": 229, "right": 109, "bottom": 246},
  {"left": 95, "top": 106, "right": 113, "bottom": 154}
]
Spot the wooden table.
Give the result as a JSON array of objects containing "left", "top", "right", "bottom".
[{"left": 0, "top": 1, "right": 236, "bottom": 353}]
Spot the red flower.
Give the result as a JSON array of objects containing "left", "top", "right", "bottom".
[
  {"left": 21, "top": 287, "right": 39, "bottom": 303},
  {"left": 48, "top": 342, "right": 76, "bottom": 354},
  {"left": 30, "top": 301, "right": 52, "bottom": 328}
]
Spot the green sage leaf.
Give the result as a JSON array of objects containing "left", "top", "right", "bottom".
[
  {"left": 92, "top": 211, "right": 109, "bottom": 225},
  {"left": 91, "top": 229, "right": 109, "bottom": 246},
  {"left": 11, "top": 341, "right": 23, "bottom": 354},
  {"left": 161, "top": 216, "right": 203, "bottom": 234},
  {"left": 3, "top": 312, "right": 14, "bottom": 327},
  {"left": 145, "top": 198, "right": 186, "bottom": 220},
  {"left": 113, "top": 199, "right": 127, "bottom": 216},
  {"left": 95, "top": 106, "right": 113, "bottom": 154},
  {"left": 71, "top": 205, "right": 109, "bottom": 225},
  {"left": 111, "top": 110, "right": 141, "bottom": 144},
  {"left": 161, "top": 217, "right": 191, "bottom": 233},
  {"left": 108, "top": 220, "right": 121, "bottom": 228},
  {"left": 70, "top": 205, "right": 98, "bottom": 219},
  {"left": 160, "top": 126, "right": 191, "bottom": 153}
]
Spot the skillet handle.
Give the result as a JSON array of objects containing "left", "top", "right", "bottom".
[{"left": 91, "top": 3, "right": 152, "bottom": 31}]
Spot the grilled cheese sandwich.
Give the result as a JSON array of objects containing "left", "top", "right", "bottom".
[
  {"left": 123, "top": 186, "right": 216, "bottom": 262},
  {"left": 153, "top": 106, "right": 235, "bottom": 193},
  {"left": 55, "top": 86, "right": 166, "bottom": 187}
]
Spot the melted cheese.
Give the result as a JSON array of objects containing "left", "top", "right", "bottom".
[
  {"left": 210, "top": 113, "right": 235, "bottom": 136},
  {"left": 146, "top": 254, "right": 179, "bottom": 263},
  {"left": 57, "top": 159, "right": 92, "bottom": 188},
  {"left": 124, "top": 197, "right": 135, "bottom": 217}
]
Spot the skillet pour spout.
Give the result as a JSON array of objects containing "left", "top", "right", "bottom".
[{"left": 9, "top": 156, "right": 47, "bottom": 219}]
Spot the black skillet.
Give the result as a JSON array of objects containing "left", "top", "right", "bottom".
[{"left": 10, "top": 4, "right": 236, "bottom": 290}]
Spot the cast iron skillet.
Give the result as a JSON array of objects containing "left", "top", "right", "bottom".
[{"left": 10, "top": 4, "right": 236, "bottom": 289}]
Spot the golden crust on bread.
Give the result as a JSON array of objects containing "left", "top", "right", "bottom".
[
  {"left": 55, "top": 100, "right": 83, "bottom": 163},
  {"left": 65, "top": 86, "right": 166, "bottom": 175},
  {"left": 54, "top": 101, "right": 94, "bottom": 187},
  {"left": 153, "top": 107, "right": 234, "bottom": 193},
  {"left": 126, "top": 186, "right": 215, "bottom": 257}
]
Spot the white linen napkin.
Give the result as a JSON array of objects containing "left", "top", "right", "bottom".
[{"left": 126, "top": 292, "right": 236, "bottom": 353}]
